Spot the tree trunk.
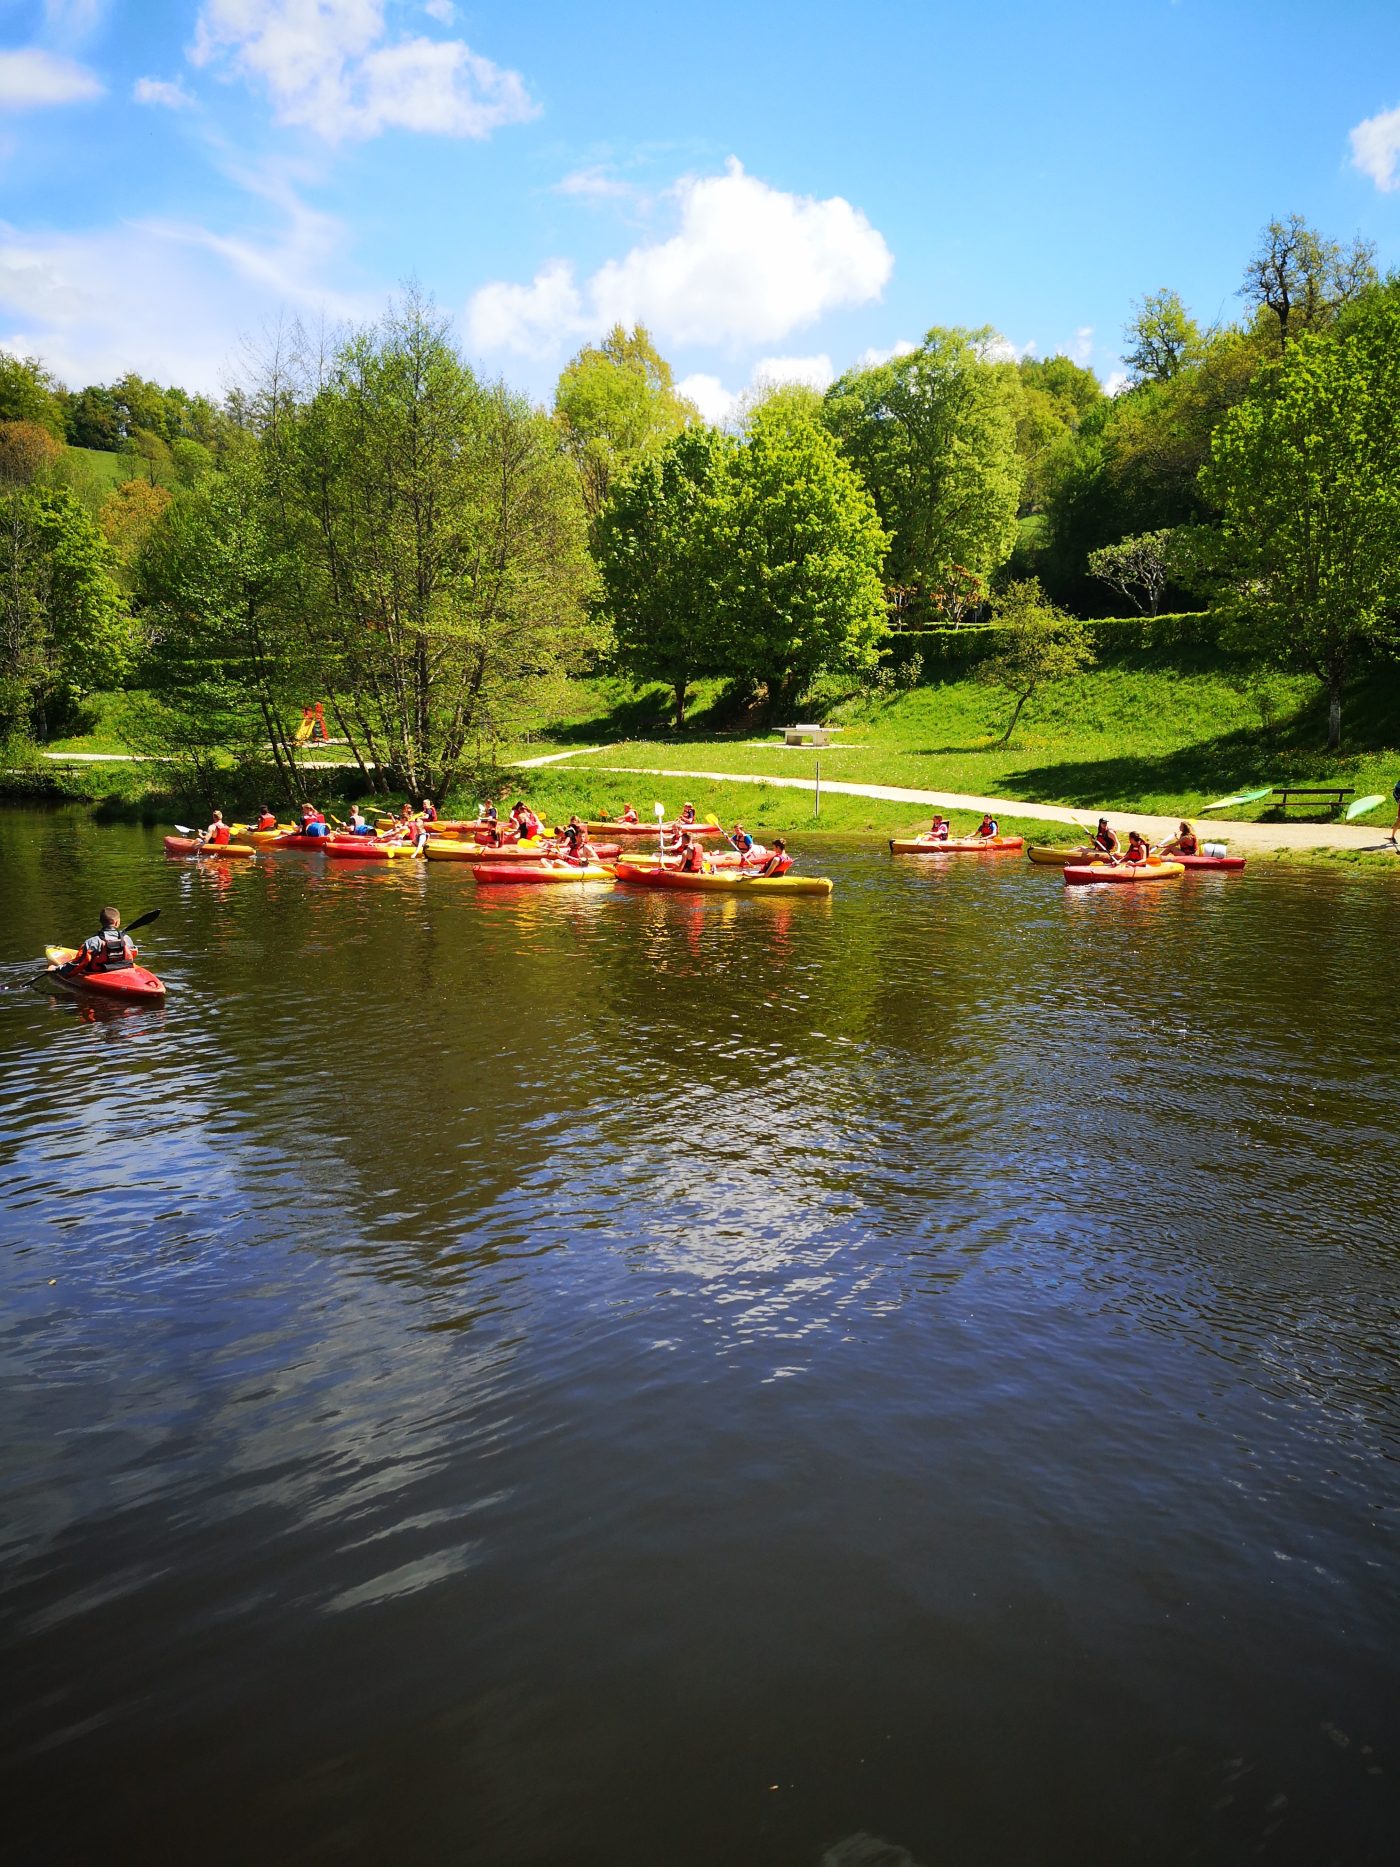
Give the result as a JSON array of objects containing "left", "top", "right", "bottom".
[
  {"left": 673, "top": 679, "right": 687, "bottom": 730},
  {"left": 1327, "top": 668, "right": 1342, "bottom": 751},
  {"left": 997, "top": 688, "right": 1031, "bottom": 747}
]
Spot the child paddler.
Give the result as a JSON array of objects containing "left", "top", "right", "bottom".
[
  {"left": 971, "top": 814, "right": 999, "bottom": 839},
  {"left": 70, "top": 906, "right": 136, "bottom": 975},
  {"left": 755, "top": 839, "right": 793, "bottom": 877}
]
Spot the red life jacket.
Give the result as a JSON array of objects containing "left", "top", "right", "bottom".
[
  {"left": 209, "top": 823, "right": 231, "bottom": 845},
  {"left": 679, "top": 844, "right": 703, "bottom": 872},
  {"left": 255, "top": 813, "right": 277, "bottom": 831},
  {"left": 763, "top": 853, "right": 793, "bottom": 876},
  {"left": 621, "top": 809, "right": 638, "bottom": 823}
]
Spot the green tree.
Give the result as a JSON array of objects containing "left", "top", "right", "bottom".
[
  {"left": 594, "top": 425, "right": 730, "bottom": 728},
  {"left": 1202, "top": 297, "right": 1400, "bottom": 750},
  {"left": 0, "top": 483, "right": 128, "bottom": 738},
  {"left": 1242, "top": 215, "right": 1377, "bottom": 353},
  {"left": 135, "top": 458, "right": 307, "bottom": 798},
  {"left": 65, "top": 384, "right": 121, "bottom": 451},
  {"left": 1086, "top": 528, "right": 1181, "bottom": 615},
  {"left": 0, "top": 353, "right": 65, "bottom": 438},
  {"left": 1012, "top": 354, "right": 1102, "bottom": 513},
  {"left": 713, "top": 398, "right": 888, "bottom": 715},
  {"left": 976, "top": 578, "right": 1095, "bottom": 744},
  {"left": 1123, "top": 289, "right": 1201, "bottom": 383},
  {"left": 264, "top": 294, "right": 596, "bottom": 794},
  {"left": 554, "top": 324, "right": 697, "bottom": 521},
  {"left": 823, "top": 328, "right": 1021, "bottom": 618}
]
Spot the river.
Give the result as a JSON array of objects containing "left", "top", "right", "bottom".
[{"left": 1, "top": 809, "right": 1397, "bottom": 1866}]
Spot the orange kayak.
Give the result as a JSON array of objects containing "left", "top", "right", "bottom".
[
  {"left": 1063, "top": 861, "right": 1184, "bottom": 885},
  {"left": 889, "top": 835, "right": 1024, "bottom": 855}
]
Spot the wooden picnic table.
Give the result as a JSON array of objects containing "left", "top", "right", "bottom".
[{"left": 1272, "top": 785, "right": 1354, "bottom": 812}]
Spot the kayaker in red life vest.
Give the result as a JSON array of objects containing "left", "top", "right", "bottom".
[
  {"left": 1158, "top": 820, "right": 1198, "bottom": 857},
  {"left": 971, "top": 815, "right": 999, "bottom": 840},
  {"left": 675, "top": 832, "right": 705, "bottom": 874},
  {"left": 729, "top": 822, "right": 755, "bottom": 857},
  {"left": 928, "top": 814, "right": 950, "bottom": 841},
  {"left": 254, "top": 807, "right": 278, "bottom": 831},
  {"left": 300, "top": 804, "right": 329, "bottom": 837},
  {"left": 511, "top": 800, "right": 543, "bottom": 840},
  {"left": 1119, "top": 829, "right": 1152, "bottom": 866},
  {"left": 560, "top": 815, "right": 595, "bottom": 863},
  {"left": 1092, "top": 817, "right": 1120, "bottom": 857},
  {"left": 620, "top": 803, "right": 639, "bottom": 824},
  {"left": 678, "top": 802, "right": 697, "bottom": 825},
  {"left": 420, "top": 798, "right": 438, "bottom": 823},
  {"left": 72, "top": 906, "right": 136, "bottom": 974},
  {"left": 756, "top": 839, "right": 793, "bottom": 877},
  {"left": 200, "top": 810, "right": 232, "bottom": 846}
]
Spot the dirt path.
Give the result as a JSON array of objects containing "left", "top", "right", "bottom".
[{"left": 578, "top": 761, "right": 1398, "bottom": 855}]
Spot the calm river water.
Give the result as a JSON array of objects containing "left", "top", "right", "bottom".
[{"left": 2, "top": 809, "right": 1398, "bottom": 1866}]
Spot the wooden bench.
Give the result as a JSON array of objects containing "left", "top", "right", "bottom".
[{"left": 1272, "top": 786, "right": 1353, "bottom": 812}]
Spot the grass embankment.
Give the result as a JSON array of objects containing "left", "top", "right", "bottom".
[{"left": 531, "top": 655, "right": 1400, "bottom": 840}]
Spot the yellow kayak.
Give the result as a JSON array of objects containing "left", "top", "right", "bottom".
[
  {"left": 1027, "top": 845, "right": 1095, "bottom": 866},
  {"left": 423, "top": 838, "right": 548, "bottom": 861}
]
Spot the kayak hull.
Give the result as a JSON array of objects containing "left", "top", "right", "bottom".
[
  {"left": 41, "top": 946, "right": 166, "bottom": 1001},
  {"left": 325, "top": 837, "right": 421, "bottom": 859},
  {"left": 424, "top": 838, "right": 620, "bottom": 862},
  {"left": 1175, "top": 852, "right": 1246, "bottom": 872},
  {"left": 586, "top": 821, "right": 724, "bottom": 838},
  {"left": 890, "top": 836, "right": 1024, "bottom": 855},
  {"left": 1027, "top": 845, "right": 1091, "bottom": 866},
  {"left": 163, "top": 836, "right": 255, "bottom": 859},
  {"left": 1064, "top": 861, "right": 1184, "bottom": 885},
  {"left": 249, "top": 832, "right": 333, "bottom": 851},
  {"left": 471, "top": 863, "right": 614, "bottom": 885},
  {"left": 614, "top": 865, "right": 833, "bottom": 897}
]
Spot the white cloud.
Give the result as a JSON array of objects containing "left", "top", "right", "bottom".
[
  {"left": 189, "top": 0, "right": 538, "bottom": 143},
  {"left": 0, "top": 48, "right": 104, "bottom": 109},
  {"left": 979, "top": 332, "right": 1036, "bottom": 364},
  {"left": 555, "top": 165, "right": 634, "bottom": 201},
  {"left": 674, "top": 372, "right": 734, "bottom": 425},
  {"left": 133, "top": 76, "right": 196, "bottom": 110},
  {"left": 468, "top": 157, "right": 892, "bottom": 358},
  {"left": 0, "top": 174, "right": 372, "bottom": 389},
  {"left": 423, "top": 0, "right": 454, "bottom": 20},
  {"left": 1103, "top": 368, "right": 1130, "bottom": 397},
  {"left": 1350, "top": 102, "right": 1400, "bottom": 191},
  {"left": 1069, "top": 324, "right": 1094, "bottom": 366},
  {"left": 855, "top": 338, "right": 916, "bottom": 368},
  {"left": 43, "top": 0, "right": 108, "bottom": 40},
  {"left": 751, "top": 352, "right": 834, "bottom": 391}
]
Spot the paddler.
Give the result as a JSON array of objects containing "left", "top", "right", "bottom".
[
  {"left": 620, "top": 803, "right": 639, "bottom": 825},
  {"left": 1120, "top": 829, "right": 1152, "bottom": 865},
  {"left": 971, "top": 814, "right": 999, "bottom": 840},
  {"left": 675, "top": 831, "right": 705, "bottom": 874},
  {"left": 199, "top": 810, "right": 232, "bottom": 847},
  {"left": 677, "top": 801, "right": 698, "bottom": 826},
  {"left": 510, "top": 800, "right": 543, "bottom": 841},
  {"left": 420, "top": 798, "right": 438, "bottom": 823},
  {"left": 728, "top": 821, "right": 755, "bottom": 857},
  {"left": 1157, "top": 821, "right": 1198, "bottom": 857},
  {"left": 346, "top": 806, "right": 374, "bottom": 836},
  {"left": 560, "top": 815, "right": 595, "bottom": 863},
  {"left": 69, "top": 906, "right": 136, "bottom": 975},
  {"left": 299, "top": 803, "right": 329, "bottom": 837},
  {"left": 755, "top": 838, "right": 793, "bottom": 877},
  {"left": 1091, "top": 817, "right": 1120, "bottom": 858},
  {"left": 253, "top": 806, "right": 278, "bottom": 831},
  {"left": 927, "top": 813, "right": 950, "bottom": 841}
]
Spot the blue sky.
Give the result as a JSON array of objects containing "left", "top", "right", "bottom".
[{"left": 3, "top": 0, "right": 1400, "bottom": 416}]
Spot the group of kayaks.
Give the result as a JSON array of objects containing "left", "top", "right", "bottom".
[
  {"left": 162, "top": 819, "right": 834, "bottom": 896},
  {"left": 889, "top": 832, "right": 1245, "bottom": 883}
]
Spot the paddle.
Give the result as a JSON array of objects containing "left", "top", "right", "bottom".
[
  {"left": 1200, "top": 785, "right": 1271, "bottom": 813},
  {"left": 5, "top": 909, "right": 162, "bottom": 992}
]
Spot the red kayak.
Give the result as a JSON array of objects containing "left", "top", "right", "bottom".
[
  {"left": 41, "top": 946, "right": 166, "bottom": 1002},
  {"left": 326, "top": 836, "right": 421, "bottom": 860},
  {"left": 1174, "top": 852, "right": 1246, "bottom": 872}
]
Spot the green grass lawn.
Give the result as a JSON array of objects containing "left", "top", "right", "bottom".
[{"left": 537, "top": 655, "right": 1400, "bottom": 830}]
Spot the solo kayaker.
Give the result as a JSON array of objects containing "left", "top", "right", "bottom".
[
  {"left": 420, "top": 798, "right": 438, "bottom": 823},
  {"left": 756, "top": 839, "right": 793, "bottom": 877},
  {"left": 972, "top": 815, "right": 999, "bottom": 840},
  {"left": 560, "top": 815, "right": 595, "bottom": 862},
  {"left": 71, "top": 906, "right": 136, "bottom": 974},
  {"left": 346, "top": 806, "right": 374, "bottom": 836},
  {"left": 1092, "top": 818, "right": 1120, "bottom": 857},
  {"left": 511, "top": 801, "right": 543, "bottom": 841},
  {"left": 620, "top": 803, "right": 639, "bottom": 824},
  {"left": 253, "top": 807, "right": 278, "bottom": 831},
  {"left": 927, "top": 814, "right": 950, "bottom": 841},
  {"left": 1120, "top": 830, "right": 1152, "bottom": 866},
  {"left": 200, "top": 810, "right": 232, "bottom": 846},
  {"left": 1158, "top": 821, "right": 1198, "bottom": 857},
  {"left": 675, "top": 832, "right": 705, "bottom": 874}
]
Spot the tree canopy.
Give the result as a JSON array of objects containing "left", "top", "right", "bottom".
[{"left": 554, "top": 324, "right": 697, "bottom": 521}]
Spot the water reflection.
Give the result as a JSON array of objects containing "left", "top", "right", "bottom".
[{"left": 1, "top": 812, "right": 1399, "bottom": 1865}]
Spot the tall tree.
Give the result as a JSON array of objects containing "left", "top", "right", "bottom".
[
  {"left": 263, "top": 294, "right": 596, "bottom": 794},
  {"left": 594, "top": 425, "right": 730, "bottom": 728},
  {"left": 554, "top": 324, "right": 697, "bottom": 521},
  {"left": 0, "top": 354, "right": 65, "bottom": 438},
  {"left": 823, "top": 328, "right": 1021, "bottom": 619},
  {"left": 713, "top": 398, "right": 888, "bottom": 714},
  {"left": 1202, "top": 293, "right": 1400, "bottom": 749},
  {"left": 1242, "top": 215, "right": 1377, "bottom": 353},
  {"left": 1122, "top": 290, "right": 1201, "bottom": 383}
]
